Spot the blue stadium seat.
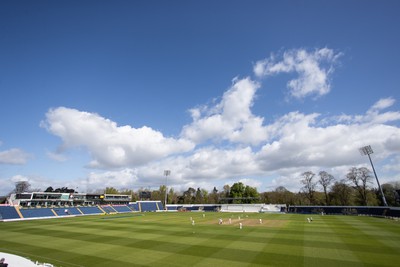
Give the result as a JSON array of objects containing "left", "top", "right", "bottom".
[
  {"left": 128, "top": 203, "right": 139, "bottom": 211},
  {"left": 0, "top": 206, "right": 21, "bottom": 220},
  {"left": 78, "top": 206, "right": 103, "bottom": 215},
  {"left": 138, "top": 201, "right": 162, "bottom": 212},
  {"left": 101, "top": 206, "right": 116, "bottom": 214},
  {"left": 112, "top": 205, "right": 132, "bottom": 213},
  {"left": 53, "top": 207, "right": 82, "bottom": 216},
  {"left": 20, "top": 208, "right": 55, "bottom": 218}
]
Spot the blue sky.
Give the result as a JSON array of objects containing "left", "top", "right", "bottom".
[{"left": 1, "top": 0, "right": 400, "bottom": 195}]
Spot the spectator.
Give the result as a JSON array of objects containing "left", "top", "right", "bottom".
[{"left": 0, "top": 257, "right": 8, "bottom": 267}]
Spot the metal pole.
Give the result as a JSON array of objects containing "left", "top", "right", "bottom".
[
  {"left": 164, "top": 174, "right": 168, "bottom": 209},
  {"left": 367, "top": 153, "right": 388, "bottom": 206},
  {"left": 164, "top": 170, "right": 170, "bottom": 210}
]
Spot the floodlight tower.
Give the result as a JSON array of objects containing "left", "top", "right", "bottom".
[
  {"left": 359, "top": 145, "right": 388, "bottom": 206},
  {"left": 164, "top": 170, "right": 171, "bottom": 210}
]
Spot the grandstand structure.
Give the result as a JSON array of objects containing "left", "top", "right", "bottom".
[
  {"left": 0, "top": 191, "right": 168, "bottom": 222},
  {"left": 2, "top": 198, "right": 399, "bottom": 222},
  {"left": 166, "top": 204, "right": 220, "bottom": 212},
  {"left": 0, "top": 200, "right": 166, "bottom": 222},
  {"left": 8, "top": 192, "right": 131, "bottom": 207},
  {"left": 220, "top": 204, "right": 286, "bottom": 213}
]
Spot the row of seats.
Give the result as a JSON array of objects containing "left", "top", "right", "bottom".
[
  {"left": 0, "top": 206, "right": 20, "bottom": 219},
  {"left": 20, "top": 208, "right": 55, "bottom": 218},
  {"left": 0, "top": 201, "right": 164, "bottom": 221}
]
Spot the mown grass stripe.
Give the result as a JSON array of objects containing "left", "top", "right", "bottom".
[
  {"left": 303, "top": 215, "right": 362, "bottom": 267},
  {"left": 1, "top": 213, "right": 399, "bottom": 266},
  {"left": 331, "top": 215, "right": 400, "bottom": 266},
  {"left": 250, "top": 214, "right": 304, "bottom": 266}
]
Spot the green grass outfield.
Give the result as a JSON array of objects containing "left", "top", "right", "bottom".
[{"left": 1, "top": 212, "right": 399, "bottom": 267}]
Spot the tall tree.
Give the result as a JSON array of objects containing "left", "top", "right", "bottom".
[
  {"left": 318, "top": 171, "right": 335, "bottom": 205},
  {"left": 346, "top": 167, "right": 373, "bottom": 205},
  {"left": 151, "top": 187, "right": 162, "bottom": 201},
  {"left": 55, "top": 187, "right": 75, "bottom": 193},
  {"left": 222, "top": 184, "right": 230, "bottom": 198},
  {"left": 243, "top": 185, "right": 259, "bottom": 203},
  {"left": 219, "top": 184, "right": 231, "bottom": 203},
  {"left": 209, "top": 187, "right": 219, "bottom": 204},
  {"left": 379, "top": 183, "right": 397, "bottom": 206},
  {"left": 44, "top": 186, "right": 54, "bottom": 192},
  {"left": 201, "top": 188, "right": 209, "bottom": 204},
  {"left": 168, "top": 188, "right": 178, "bottom": 204},
  {"left": 300, "top": 171, "right": 317, "bottom": 205},
  {"left": 194, "top": 188, "right": 204, "bottom": 204},
  {"left": 230, "top": 182, "right": 245, "bottom": 203},
  {"left": 15, "top": 181, "right": 31, "bottom": 194},
  {"left": 272, "top": 186, "right": 296, "bottom": 205},
  {"left": 159, "top": 185, "right": 167, "bottom": 203},
  {"left": 182, "top": 187, "right": 196, "bottom": 204},
  {"left": 330, "top": 180, "right": 354, "bottom": 205}
]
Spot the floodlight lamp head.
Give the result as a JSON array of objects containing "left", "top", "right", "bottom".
[
  {"left": 164, "top": 170, "right": 171, "bottom": 176},
  {"left": 359, "top": 145, "right": 373, "bottom": 156}
]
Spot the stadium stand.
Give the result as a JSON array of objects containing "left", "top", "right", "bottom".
[
  {"left": 0, "top": 206, "right": 21, "bottom": 220},
  {"left": 165, "top": 205, "right": 180, "bottom": 211},
  {"left": 78, "top": 206, "right": 104, "bottom": 215},
  {"left": 260, "top": 204, "right": 286, "bottom": 213},
  {"left": 53, "top": 207, "right": 82, "bottom": 216},
  {"left": 131, "top": 202, "right": 141, "bottom": 211},
  {"left": 139, "top": 201, "right": 162, "bottom": 212},
  {"left": 101, "top": 205, "right": 117, "bottom": 214},
  {"left": 220, "top": 204, "right": 261, "bottom": 212},
  {"left": 19, "top": 208, "right": 56, "bottom": 218},
  {"left": 220, "top": 204, "right": 243, "bottom": 212},
  {"left": 219, "top": 204, "right": 285, "bottom": 213},
  {"left": 157, "top": 201, "right": 164, "bottom": 211},
  {"left": 165, "top": 204, "right": 219, "bottom": 212},
  {"left": 112, "top": 205, "right": 133, "bottom": 213},
  {"left": 3, "top": 201, "right": 399, "bottom": 222},
  {"left": 203, "top": 205, "right": 218, "bottom": 211}
]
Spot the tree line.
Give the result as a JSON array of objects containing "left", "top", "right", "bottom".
[{"left": 7, "top": 167, "right": 400, "bottom": 206}]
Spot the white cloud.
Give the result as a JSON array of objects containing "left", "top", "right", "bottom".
[
  {"left": 382, "top": 155, "right": 400, "bottom": 172},
  {"left": 366, "top": 97, "right": 400, "bottom": 124},
  {"left": 370, "top": 97, "right": 396, "bottom": 111},
  {"left": 87, "top": 168, "right": 138, "bottom": 190},
  {"left": 0, "top": 175, "right": 50, "bottom": 195},
  {"left": 384, "top": 133, "right": 400, "bottom": 153},
  {"left": 140, "top": 99, "right": 400, "bottom": 192},
  {"left": 2, "top": 175, "right": 56, "bottom": 193},
  {"left": 254, "top": 48, "right": 342, "bottom": 99},
  {"left": 33, "top": 48, "right": 400, "bottom": 195},
  {"left": 238, "top": 178, "right": 262, "bottom": 189},
  {"left": 136, "top": 146, "right": 258, "bottom": 185},
  {"left": 257, "top": 110, "right": 400, "bottom": 172},
  {"left": 332, "top": 98, "right": 400, "bottom": 125},
  {"left": 270, "top": 174, "right": 303, "bottom": 192},
  {"left": 39, "top": 95, "right": 400, "bottom": 194},
  {"left": 10, "top": 174, "right": 29, "bottom": 183},
  {"left": 41, "top": 107, "right": 195, "bottom": 168},
  {"left": 181, "top": 77, "right": 267, "bottom": 145},
  {"left": 0, "top": 148, "right": 31, "bottom": 165}
]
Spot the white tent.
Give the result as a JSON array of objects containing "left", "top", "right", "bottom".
[{"left": 0, "top": 252, "right": 53, "bottom": 267}]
